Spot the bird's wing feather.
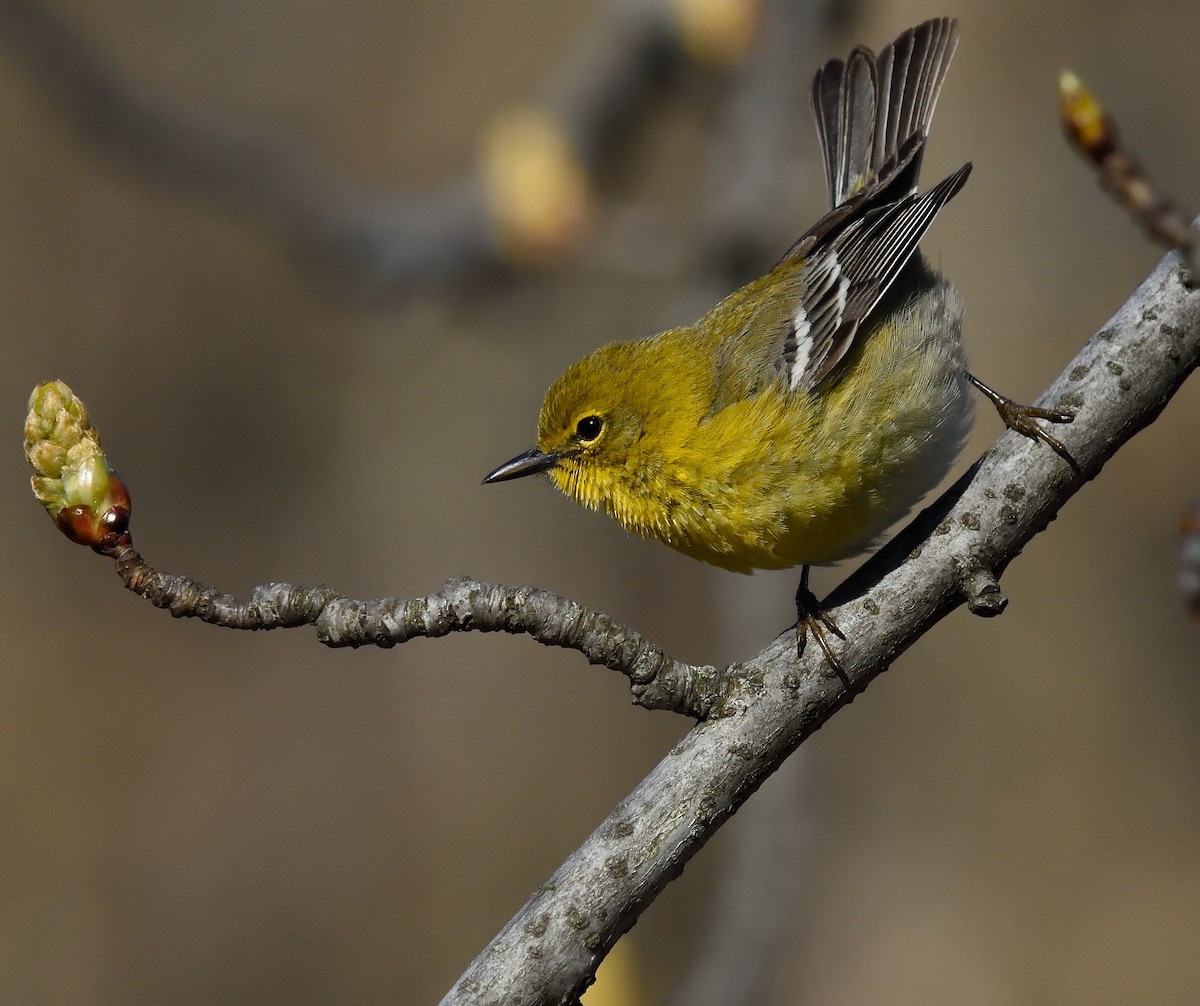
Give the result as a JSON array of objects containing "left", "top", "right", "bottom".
[
  {"left": 781, "top": 161, "right": 971, "bottom": 390},
  {"left": 708, "top": 18, "right": 967, "bottom": 408}
]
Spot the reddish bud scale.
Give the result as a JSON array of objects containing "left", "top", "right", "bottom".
[{"left": 54, "top": 471, "right": 132, "bottom": 552}]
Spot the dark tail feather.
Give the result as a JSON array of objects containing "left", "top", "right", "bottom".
[{"left": 811, "top": 18, "right": 960, "bottom": 209}]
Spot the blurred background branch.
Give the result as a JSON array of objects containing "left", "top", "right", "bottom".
[{"left": 0, "top": 0, "right": 835, "bottom": 293}]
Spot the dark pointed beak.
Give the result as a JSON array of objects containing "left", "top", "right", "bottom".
[{"left": 483, "top": 447, "right": 560, "bottom": 484}]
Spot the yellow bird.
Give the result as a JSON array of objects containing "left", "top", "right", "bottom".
[{"left": 486, "top": 18, "right": 1070, "bottom": 659}]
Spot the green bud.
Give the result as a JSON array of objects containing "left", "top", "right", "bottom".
[
  {"left": 62, "top": 453, "right": 111, "bottom": 512},
  {"left": 24, "top": 381, "right": 131, "bottom": 549}
]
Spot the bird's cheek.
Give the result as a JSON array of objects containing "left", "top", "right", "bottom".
[
  {"left": 548, "top": 463, "right": 583, "bottom": 502},
  {"left": 555, "top": 460, "right": 609, "bottom": 512},
  {"left": 546, "top": 463, "right": 569, "bottom": 491}
]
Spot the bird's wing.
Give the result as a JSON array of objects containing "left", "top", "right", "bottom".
[{"left": 778, "top": 159, "right": 971, "bottom": 390}]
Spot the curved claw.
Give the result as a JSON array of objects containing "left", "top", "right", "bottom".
[
  {"left": 795, "top": 575, "right": 846, "bottom": 677},
  {"left": 969, "top": 373, "right": 1081, "bottom": 474}
]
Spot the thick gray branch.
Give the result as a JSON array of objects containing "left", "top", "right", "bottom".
[{"left": 439, "top": 250, "right": 1199, "bottom": 1003}]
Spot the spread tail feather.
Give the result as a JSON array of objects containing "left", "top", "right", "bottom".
[{"left": 811, "top": 18, "right": 960, "bottom": 209}]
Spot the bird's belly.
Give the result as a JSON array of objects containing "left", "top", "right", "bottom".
[
  {"left": 668, "top": 429, "right": 963, "bottom": 571},
  {"left": 662, "top": 355, "right": 971, "bottom": 571}
]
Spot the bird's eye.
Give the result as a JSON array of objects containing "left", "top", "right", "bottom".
[{"left": 575, "top": 415, "right": 604, "bottom": 442}]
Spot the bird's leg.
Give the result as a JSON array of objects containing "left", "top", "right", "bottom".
[
  {"left": 968, "top": 373, "right": 1078, "bottom": 471},
  {"left": 795, "top": 565, "right": 846, "bottom": 675}
]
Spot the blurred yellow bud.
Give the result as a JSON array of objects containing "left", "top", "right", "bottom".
[
  {"left": 669, "top": 0, "right": 760, "bottom": 66},
  {"left": 482, "top": 106, "right": 589, "bottom": 264},
  {"left": 582, "top": 938, "right": 642, "bottom": 1006},
  {"left": 1058, "top": 69, "right": 1112, "bottom": 156}
]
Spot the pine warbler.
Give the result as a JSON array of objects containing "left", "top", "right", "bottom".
[{"left": 486, "top": 19, "right": 1071, "bottom": 656}]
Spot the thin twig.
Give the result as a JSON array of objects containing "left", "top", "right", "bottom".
[
  {"left": 105, "top": 541, "right": 722, "bottom": 719},
  {"left": 1059, "top": 69, "right": 1195, "bottom": 263}
]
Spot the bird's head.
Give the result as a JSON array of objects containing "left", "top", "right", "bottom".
[{"left": 484, "top": 339, "right": 672, "bottom": 521}]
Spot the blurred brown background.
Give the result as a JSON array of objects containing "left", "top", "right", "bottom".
[{"left": 4, "top": 0, "right": 1200, "bottom": 1002}]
